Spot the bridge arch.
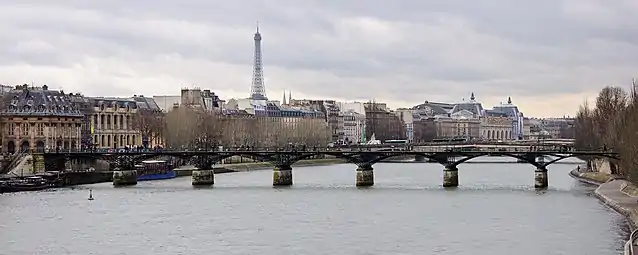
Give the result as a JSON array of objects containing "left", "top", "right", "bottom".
[
  {"left": 206, "top": 153, "right": 271, "bottom": 164},
  {"left": 365, "top": 152, "right": 440, "bottom": 165},
  {"left": 289, "top": 152, "right": 358, "bottom": 163},
  {"left": 539, "top": 153, "right": 618, "bottom": 167}
]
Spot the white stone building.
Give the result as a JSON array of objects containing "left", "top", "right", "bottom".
[
  {"left": 394, "top": 108, "right": 414, "bottom": 142},
  {"left": 340, "top": 110, "right": 366, "bottom": 144},
  {"left": 338, "top": 102, "right": 366, "bottom": 115},
  {"left": 480, "top": 116, "right": 514, "bottom": 141}
]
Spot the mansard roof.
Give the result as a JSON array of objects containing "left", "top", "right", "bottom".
[
  {"left": 89, "top": 96, "right": 161, "bottom": 112},
  {"left": 412, "top": 101, "right": 451, "bottom": 115},
  {"left": 0, "top": 86, "right": 83, "bottom": 117},
  {"left": 91, "top": 97, "right": 137, "bottom": 109},
  {"left": 451, "top": 101, "right": 484, "bottom": 116},
  {"left": 132, "top": 96, "right": 161, "bottom": 111}
]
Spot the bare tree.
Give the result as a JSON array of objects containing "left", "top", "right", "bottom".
[
  {"left": 576, "top": 85, "right": 634, "bottom": 177},
  {"left": 575, "top": 100, "right": 597, "bottom": 150},
  {"left": 194, "top": 110, "right": 226, "bottom": 150},
  {"left": 131, "top": 109, "right": 165, "bottom": 148},
  {"left": 593, "top": 86, "right": 627, "bottom": 151},
  {"left": 413, "top": 119, "right": 437, "bottom": 143},
  {"left": 163, "top": 107, "right": 201, "bottom": 149},
  {"left": 617, "top": 101, "right": 638, "bottom": 179}
]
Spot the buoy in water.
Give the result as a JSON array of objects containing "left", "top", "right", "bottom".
[{"left": 88, "top": 189, "right": 94, "bottom": 201}]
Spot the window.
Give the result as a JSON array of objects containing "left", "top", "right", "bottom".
[
  {"left": 37, "top": 123, "right": 44, "bottom": 136},
  {"left": 8, "top": 123, "right": 15, "bottom": 135},
  {"left": 21, "top": 123, "right": 29, "bottom": 136}
]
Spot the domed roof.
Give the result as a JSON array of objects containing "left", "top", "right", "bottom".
[
  {"left": 451, "top": 92, "right": 484, "bottom": 116},
  {"left": 491, "top": 97, "right": 523, "bottom": 118}
]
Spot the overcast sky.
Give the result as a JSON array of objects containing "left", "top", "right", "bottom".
[{"left": 0, "top": 1, "right": 637, "bottom": 117}]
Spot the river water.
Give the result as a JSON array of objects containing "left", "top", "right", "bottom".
[{"left": 0, "top": 158, "right": 629, "bottom": 255}]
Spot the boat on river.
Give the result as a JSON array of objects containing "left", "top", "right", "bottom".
[
  {"left": 136, "top": 160, "right": 176, "bottom": 181},
  {"left": 0, "top": 176, "right": 49, "bottom": 193}
]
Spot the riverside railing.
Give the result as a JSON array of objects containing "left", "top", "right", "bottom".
[{"left": 626, "top": 228, "right": 638, "bottom": 255}]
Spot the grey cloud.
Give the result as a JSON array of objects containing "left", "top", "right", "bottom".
[{"left": 0, "top": 0, "right": 637, "bottom": 116}]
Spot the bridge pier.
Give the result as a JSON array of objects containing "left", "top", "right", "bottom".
[
  {"left": 356, "top": 165, "right": 374, "bottom": 187},
  {"left": 534, "top": 168, "right": 548, "bottom": 188},
  {"left": 192, "top": 169, "right": 215, "bottom": 186},
  {"left": 112, "top": 170, "right": 137, "bottom": 186},
  {"left": 443, "top": 167, "right": 459, "bottom": 187},
  {"left": 273, "top": 165, "right": 293, "bottom": 186}
]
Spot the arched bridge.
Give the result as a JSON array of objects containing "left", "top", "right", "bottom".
[{"left": 41, "top": 149, "right": 618, "bottom": 189}]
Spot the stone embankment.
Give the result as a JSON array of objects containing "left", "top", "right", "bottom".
[
  {"left": 570, "top": 167, "right": 638, "bottom": 227},
  {"left": 569, "top": 161, "right": 638, "bottom": 254}
]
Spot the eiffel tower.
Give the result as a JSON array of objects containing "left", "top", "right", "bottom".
[{"left": 249, "top": 22, "right": 267, "bottom": 100}]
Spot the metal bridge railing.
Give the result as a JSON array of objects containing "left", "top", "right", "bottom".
[
  {"left": 628, "top": 228, "right": 638, "bottom": 255},
  {"left": 40, "top": 147, "right": 610, "bottom": 154}
]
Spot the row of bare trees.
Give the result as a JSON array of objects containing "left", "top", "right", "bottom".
[
  {"left": 574, "top": 85, "right": 638, "bottom": 179},
  {"left": 133, "top": 106, "right": 332, "bottom": 149}
]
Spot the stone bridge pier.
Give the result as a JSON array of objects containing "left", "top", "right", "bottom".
[
  {"left": 534, "top": 167, "right": 548, "bottom": 188},
  {"left": 111, "top": 156, "right": 138, "bottom": 186},
  {"left": 192, "top": 170, "right": 215, "bottom": 186},
  {"left": 443, "top": 166, "right": 459, "bottom": 187},
  {"left": 356, "top": 165, "right": 374, "bottom": 187},
  {"left": 273, "top": 165, "right": 293, "bottom": 186},
  {"left": 192, "top": 157, "right": 215, "bottom": 186},
  {"left": 112, "top": 169, "right": 137, "bottom": 186}
]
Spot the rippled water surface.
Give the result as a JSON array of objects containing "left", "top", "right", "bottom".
[{"left": 0, "top": 158, "right": 629, "bottom": 255}]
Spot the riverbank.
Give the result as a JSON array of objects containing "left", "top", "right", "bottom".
[
  {"left": 569, "top": 167, "right": 638, "bottom": 228},
  {"left": 569, "top": 167, "right": 638, "bottom": 253}
]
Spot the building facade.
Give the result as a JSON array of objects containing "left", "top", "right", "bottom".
[
  {"left": 90, "top": 97, "right": 141, "bottom": 149},
  {"left": 480, "top": 116, "right": 513, "bottom": 140},
  {"left": 433, "top": 116, "right": 481, "bottom": 140},
  {"left": 0, "top": 85, "right": 84, "bottom": 153},
  {"left": 180, "top": 88, "right": 223, "bottom": 111},
  {"left": 526, "top": 117, "right": 574, "bottom": 139},
  {"left": 340, "top": 110, "right": 366, "bottom": 144},
  {"left": 364, "top": 102, "right": 406, "bottom": 141},
  {"left": 412, "top": 118, "right": 437, "bottom": 143},
  {"left": 485, "top": 97, "right": 524, "bottom": 140},
  {"left": 394, "top": 108, "right": 414, "bottom": 142},
  {"left": 289, "top": 99, "right": 341, "bottom": 142}
]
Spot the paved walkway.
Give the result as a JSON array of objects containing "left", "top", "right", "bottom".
[
  {"left": 579, "top": 174, "right": 638, "bottom": 254},
  {"left": 596, "top": 180, "right": 638, "bottom": 216}
]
